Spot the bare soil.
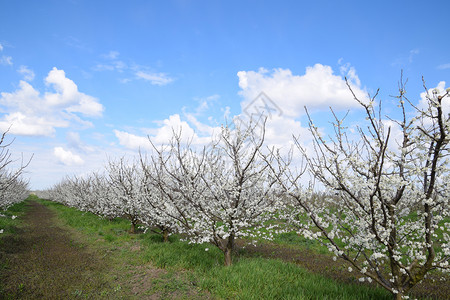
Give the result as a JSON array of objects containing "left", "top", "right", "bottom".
[
  {"left": 0, "top": 201, "right": 112, "bottom": 299},
  {"left": 0, "top": 201, "right": 208, "bottom": 299}
]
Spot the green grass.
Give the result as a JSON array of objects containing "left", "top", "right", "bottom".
[
  {"left": 41, "top": 199, "right": 133, "bottom": 239},
  {"left": 0, "top": 196, "right": 31, "bottom": 296},
  {"left": 0, "top": 198, "right": 30, "bottom": 236},
  {"left": 39, "top": 198, "right": 392, "bottom": 299},
  {"left": 272, "top": 231, "right": 330, "bottom": 254},
  {"left": 200, "top": 258, "right": 389, "bottom": 300}
]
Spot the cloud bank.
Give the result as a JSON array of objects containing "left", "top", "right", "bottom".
[
  {"left": 0, "top": 67, "right": 104, "bottom": 136},
  {"left": 237, "top": 64, "right": 368, "bottom": 117}
]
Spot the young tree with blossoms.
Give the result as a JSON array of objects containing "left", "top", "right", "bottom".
[
  {"left": 106, "top": 157, "right": 147, "bottom": 233},
  {"left": 138, "top": 152, "right": 182, "bottom": 242},
  {"left": 271, "top": 78, "right": 450, "bottom": 299},
  {"left": 151, "top": 119, "right": 281, "bottom": 265}
]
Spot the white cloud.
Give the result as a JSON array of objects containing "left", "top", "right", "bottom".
[
  {"left": 154, "top": 114, "right": 214, "bottom": 145},
  {"left": 183, "top": 113, "right": 216, "bottom": 136},
  {"left": 408, "top": 49, "right": 420, "bottom": 63},
  {"left": 237, "top": 64, "right": 368, "bottom": 118},
  {"left": 191, "top": 94, "right": 220, "bottom": 116},
  {"left": 115, "top": 114, "right": 213, "bottom": 151},
  {"left": 381, "top": 119, "right": 405, "bottom": 153},
  {"left": 119, "top": 78, "right": 132, "bottom": 84},
  {"left": 101, "top": 51, "right": 120, "bottom": 60},
  {"left": 93, "top": 64, "right": 115, "bottom": 71},
  {"left": 419, "top": 81, "right": 449, "bottom": 117},
  {"left": 236, "top": 64, "right": 373, "bottom": 159},
  {"left": 339, "top": 60, "right": 361, "bottom": 86},
  {"left": 0, "top": 68, "right": 104, "bottom": 136},
  {"left": 53, "top": 147, "right": 84, "bottom": 166},
  {"left": 392, "top": 49, "right": 420, "bottom": 66},
  {"left": 180, "top": 94, "right": 222, "bottom": 135},
  {"left": 0, "top": 44, "right": 12, "bottom": 65},
  {"left": 17, "top": 65, "right": 35, "bottom": 81},
  {"left": 135, "top": 71, "right": 174, "bottom": 86},
  {"left": 0, "top": 55, "right": 13, "bottom": 66},
  {"left": 222, "top": 106, "right": 231, "bottom": 119},
  {"left": 94, "top": 51, "right": 126, "bottom": 73},
  {"left": 0, "top": 112, "right": 67, "bottom": 136},
  {"left": 95, "top": 51, "right": 172, "bottom": 85},
  {"left": 94, "top": 61, "right": 127, "bottom": 72},
  {"left": 114, "top": 130, "right": 152, "bottom": 150},
  {"left": 64, "top": 36, "right": 92, "bottom": 52},
  {"left": 45, "top": 68, "right": 103, "bottom": 117},
  {"left": 437, "top": 63, "right": 450, "bottom": 70},
  {"left": 67, "top": 131, "right": 95, "bottom": 153},
  {"left": 262, "top": 114, "right": 310, "bottom": 149},
  {"left": 1, "top": 80, "right": 48, "bottom": 115}
]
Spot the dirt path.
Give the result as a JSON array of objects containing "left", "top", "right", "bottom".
[
  {"left": 0, "top": 201, "right": 111, "bottom": 299},
  {"left": 0, "top": 201, "right": 211, "bottom": 300}
]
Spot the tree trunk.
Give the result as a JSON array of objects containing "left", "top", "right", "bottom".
[
  {"left": 163, "top": 229, "right": 169, "bottom": 242},
  {"left": 129, "top": 221, "right": 136, "bottom": 234},
  {"left": 224, "top": 247, "right": 232, "bottom": 266},
  {"left": 223, "top": 234, "right": 235, "bottom": 266}
]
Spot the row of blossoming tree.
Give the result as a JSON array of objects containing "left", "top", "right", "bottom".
[
  {"left": 46, "top": 80, "right": 449, "bottom": 299},
  {"left": 47, "top": 118, "right": 280, "bottom": 266},
  {"left": 0, "top": 130, "right": 30, "bottom": 212}
]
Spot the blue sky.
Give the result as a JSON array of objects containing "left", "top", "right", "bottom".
[{"left": 0, "top": 0, "right": 449, "bottom": 189}]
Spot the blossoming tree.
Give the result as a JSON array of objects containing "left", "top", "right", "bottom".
[
  {"left": 106, "top": 157, "right": 147, "bottom": 233},
  {"left": 151, "top": 119, "right": 281, "bottom": 265},
  {"left": 139, "top": 152, "right": 182, "bottom": 242},
  {"left": 272, "top": 79, "right": 450, "bottom": 299}
]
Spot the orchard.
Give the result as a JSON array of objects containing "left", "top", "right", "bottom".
[{"left": 42, "top": 79, "right": 450, "bottom": 299}]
